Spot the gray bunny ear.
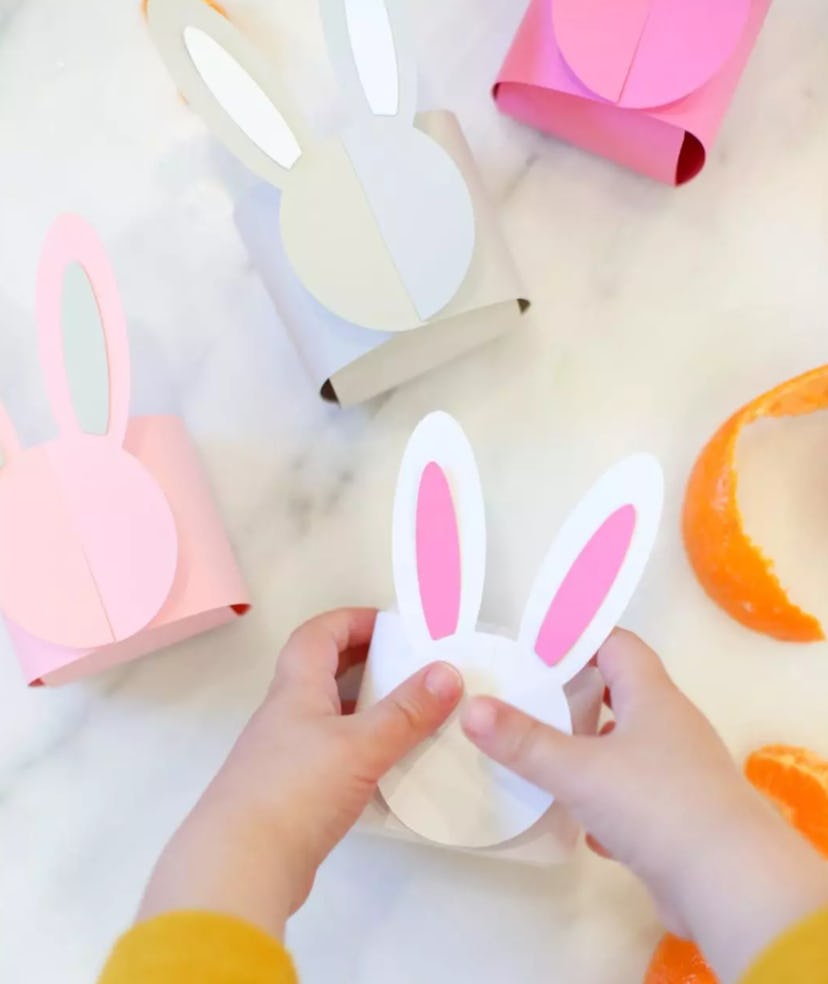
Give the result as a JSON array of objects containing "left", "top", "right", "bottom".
[
  {"left": 147, "top": 0, "right": 311, "bottom": 188},
  {"left": 319, "top": 0, "right": 418, "bottom": 124}
]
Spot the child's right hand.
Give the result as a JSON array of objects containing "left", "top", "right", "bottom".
[{"left": 462, "top": 631, "right": 828, "bottom": 984}]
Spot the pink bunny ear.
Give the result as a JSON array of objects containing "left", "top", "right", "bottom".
[
  {"left": 416, "top": 462, "right": 461, "bottom": 640},
  {"left": 519, "top": 455, "right": 663, "bottom": 683},
  {"left": 534, "top": 505, "right": 636, "bottom": 667},
  {"left": 393, "top": 413, "right": 485, "bottom": 646},
  {"left": 36, "top": 214, "right": 130, "bottom": 445}
]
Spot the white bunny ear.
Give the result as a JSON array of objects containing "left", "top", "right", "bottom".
[
  {"left": 320, "top": 0, "right": 418, "bottom": 124},
  {"left": 392, "top": 413, "right": 485, "bottom": 648},
  {"left": 147, "top": 0, "right": 311, "bottom": 188},
  {"left": 518, "top": 454, "right": 664, "bottom": 684}
]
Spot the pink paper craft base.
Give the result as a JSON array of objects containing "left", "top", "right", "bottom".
[
  {"left": 8, "top": 415, "right": 249, "bottom": 686},
  {"left": 494, "top": 0, "right": 772, "bottom": 185}
]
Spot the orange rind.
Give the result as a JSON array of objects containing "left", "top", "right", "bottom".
[
  {"left": 644, "top": 743, "right": 828, "bottom": 982},
  {"left": 683, "top": 364, "right": 828, "bottom": 642}
]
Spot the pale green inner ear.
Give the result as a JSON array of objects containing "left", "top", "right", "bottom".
[{"left": 61, "top": 262, "right": 109, "bottom": 435}]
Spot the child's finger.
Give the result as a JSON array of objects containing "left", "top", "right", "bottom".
[
  {"left": 276, "top": 608, "right": 378, "bottom": 694},
  {"left": 354, "top": 662, "right": 463, "bottom": 775},
  {"left": 597, "top": 629, "right": 674, "bottom": 717},
  {"left": 461, "top": 697, "right": 592, "bottom": 799}
]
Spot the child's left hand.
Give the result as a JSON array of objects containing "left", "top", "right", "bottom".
[{"left": 138, "top": 608, "right": 463, "bottom": 938}]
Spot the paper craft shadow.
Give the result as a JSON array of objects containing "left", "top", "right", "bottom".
[
  {"left": 0, "top": 214, "right": 248, "bottom": 687},
  {"left": 494, "top": 0, "right": 772, "bottom": 185},
  {"left": 148, "top": 0, "right": 527, "bottom": 406},
  {"left": 357, "top": 412, "right": 663, "bottom": 858}
]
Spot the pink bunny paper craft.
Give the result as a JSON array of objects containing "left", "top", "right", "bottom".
[
  {"left": 0, "top": 215, "right": 248, "bottom": 686},
  {"left": 359, "top": 412, "right": 663, "bottom": 849},
  {"left": 494, "top": 0, "right": 772, "bottom": 185}
]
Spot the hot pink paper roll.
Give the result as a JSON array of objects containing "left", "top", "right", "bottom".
[
  {"left": 1, "top": 215, "right": 249, "bottom": 687},
  {"left": 494, "top": 0, "right": 772, "bottom": 185}
]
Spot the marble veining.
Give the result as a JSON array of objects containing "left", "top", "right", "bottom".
[{"left": 0, "top": 1, "right": 827, "bottom": 981}]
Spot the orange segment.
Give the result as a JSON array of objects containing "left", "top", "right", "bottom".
[
  {"left": 643, "top": 743, "right": 828, "bottom": 982},
  {"left": 683, "top": 364, "right": 828, "bottom": 642},
  {"left": 643, "top": 934, "right": 716, "bottom": 984},
  {"left": 745, "top": 745, "right": 828, "bottom": 857}
]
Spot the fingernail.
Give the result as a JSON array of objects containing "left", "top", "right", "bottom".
[
  {"left": 424, "top": 662, "right": 463, "bottom": 701},
  {"left": 462, "top": 698, "right": 498, "bottom": 738}
]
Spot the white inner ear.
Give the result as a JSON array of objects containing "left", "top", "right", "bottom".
[
  {"left": 183, "top": 26, "right": 301, "bottom": 169},
  {"left": 344, "top": 0, "right": 399, "bottom": 116}
]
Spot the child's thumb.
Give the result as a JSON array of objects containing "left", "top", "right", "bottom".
[
  {"left": 356, "top": 662, "right": 463, "bottom": 775},
  {"left": 461, "top": 697, "right": 591, "bottom": 800}
]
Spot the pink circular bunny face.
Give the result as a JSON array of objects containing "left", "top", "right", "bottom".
[
  {"left": 0, "top": 430, "right": 177, "bottom": 652},
  {"left": 553, "top": 0, "right": 752, "bottom": 109}
]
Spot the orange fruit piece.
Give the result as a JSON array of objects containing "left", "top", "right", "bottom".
[
  {"left": 746, "top": 744, "right": 828, "bottom": 858},
  {"left": 644, "top": 934, "right": 717, "bottom": 984},
  {"left": 643, "top": 743, "right": 828, "bottom": 982},
  {"left": 683, "top": 364, "right": 828, "bottom": 642}
]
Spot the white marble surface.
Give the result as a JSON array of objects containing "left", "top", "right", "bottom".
[{"left": 1, "top": 1, "right": 828, "bottom": 981}]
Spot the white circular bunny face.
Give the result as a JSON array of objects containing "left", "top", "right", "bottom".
[{"left": 364, "top": 615, "right": 570, "bottom": 848}]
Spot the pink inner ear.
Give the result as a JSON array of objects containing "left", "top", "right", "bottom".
[
  {"left": 535, "top": 505, "right": 636, "bottom": 667},
  {"left": 416, "top": 462, "right": 461, "bottom": 640}
]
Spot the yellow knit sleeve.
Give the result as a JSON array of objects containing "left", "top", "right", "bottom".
[
  {"left": 741, "top": 906, "right": 828, "bottom": 984},
  {"left": 97, "top": 911, "right": 298, "bottom": 984}
]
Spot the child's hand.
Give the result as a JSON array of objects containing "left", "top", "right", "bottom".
[
  {"left": 139, "top": 608, "right": 462, "bottom": 939},
  {"left": 462, "top": 630, "right": 828, "bottom": 983}
]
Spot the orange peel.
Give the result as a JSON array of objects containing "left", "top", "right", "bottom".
[
  {"left": 644, "top": 743, "right": 828, "bottom": 982},
  {"left": 683, "top": 364, "right": 828, "bottom": 642}
]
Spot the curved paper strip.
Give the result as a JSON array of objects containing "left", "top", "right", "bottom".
[
  {"left": 683, "top": 365, "right": 828, "bottom": 642},
  {"left": 552, "top": 0, "right": 751, "bottom": 110}
]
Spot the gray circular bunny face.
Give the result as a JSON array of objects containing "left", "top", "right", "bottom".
[{"left": 280, "top": 122, "right": 475, "bottom": 332}]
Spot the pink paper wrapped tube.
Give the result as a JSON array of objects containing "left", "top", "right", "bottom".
[
  {"left": 0, "top": 215, "right": 249, "bottom": 687},
  {"left": 494, "top": 0, "right": 772, "bottom": 185}
]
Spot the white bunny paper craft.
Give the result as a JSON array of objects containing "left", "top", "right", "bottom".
[
  {"left": 359, "top": 412, "right": 664, "bottom": 850},
  {"left": 147, "top": 0, "right": 477, "bottom": 334}
]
